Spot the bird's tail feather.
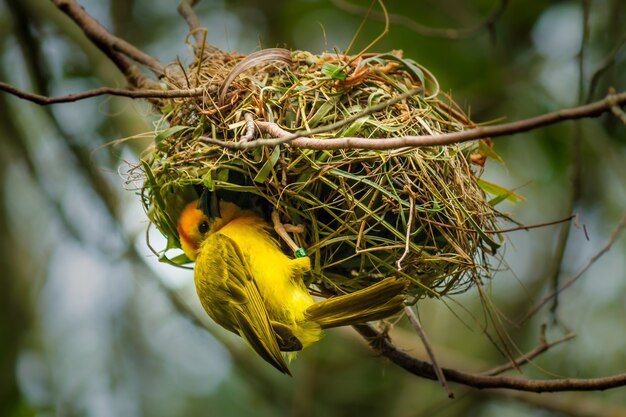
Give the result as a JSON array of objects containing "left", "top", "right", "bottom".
[{"left": 304, "top": 277, "right": 408, "bottom": 328}]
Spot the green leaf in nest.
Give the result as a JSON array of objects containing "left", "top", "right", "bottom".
[
  {"left": 308, "top": 96, "right": 340, "bottom": 127},
  {"left": 254, "top": 146, "right": 281, "bottom": 183},
  {"left": 477, "top": 140, "right": 503, "bottom": 163},
  {"left": 478, "top": 179, "right": 525, "bottom": 206},
  {"left": 362, "top": 54, "right": 425, "bottom": 89},
  {"left": 154, "top": 125, "right": 189, "bottom": 149},
  {"left": 321, "top": 63, "right": 347, "bottom": 80}
]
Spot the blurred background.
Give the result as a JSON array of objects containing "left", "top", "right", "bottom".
[{"left": 1, "top": 0, "right": 625, "bottom": 416}]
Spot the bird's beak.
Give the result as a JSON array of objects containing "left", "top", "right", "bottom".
[{"left": 198, "top": 189, "right": 221, "bottom": 219}]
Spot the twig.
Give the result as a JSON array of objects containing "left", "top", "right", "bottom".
[
  {"left": 0, "top": 82, "right": 206, "bottom": 105},
  {"left": 412, "top": 214, "right": 574, "bottom": 235},
  {"left": 609, "top": 88, "right": 626, "bottom": 125},
  {"left": 483, "top": 324, "right": 576, "bottom": 376},
  {"left": 485, "top": 215, "right": 575, "bottom": 233},
  {"left": 586, "top": 34, "right": 626, "bottom": 103},
  {"left": 354, "top": 323, "right": 626, "bottom": 392},
  {"left": 331, "top": 0, "right": 510, "bottom": 40},
  {"left": 256, "top": 120, "right": 298, "bottom": 138},
  {"left": 520, "top": 212, "right": 626, "bottom": 324},
  {"left": 404, "top": 306, "right": 453, "bottom": 398},
  {"left": 201, "top": 90, "right": 626, "bottom": 150},
  {"left": 547, "top": 0, "right": 591, "bottom": 322},
  {"left": 177, "top": 0, "right": 204, "bottom": 44},
  {"left": 51, "top": 0, "right": 165, "bottom": 81}
]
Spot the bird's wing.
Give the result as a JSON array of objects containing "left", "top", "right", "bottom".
[{"left": 204, "top": 233, "right": 291, "bottom": 375}]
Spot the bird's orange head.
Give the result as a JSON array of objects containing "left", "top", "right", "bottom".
[{"left": 177, "top": 200, "right": 211, "bottom": 261}]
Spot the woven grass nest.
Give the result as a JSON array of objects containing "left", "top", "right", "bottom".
[{"left": 138, "top": 46, "right": 504, "bottom": 299}]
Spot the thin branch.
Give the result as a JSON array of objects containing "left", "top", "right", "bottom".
[
  {"left": 256, "top": 120, "right": 296, "bottom": 138},
  {"left": 354, "top": 323, "right": 626, "bottom": 392},
  {"left": 201, "top": 90, "right": 626, "bottom": 150},
  {"left": 331, "top": 0, "right": 509, "bottom": 40},
  {"left": 520, "top": 212, "right": 626, "bottom": 324},
  {"left": 486, "top": 215, "right": 575, "bottom": 234},
  {"left": 609, "top": 88, "right": 626, "bottom": 125},
  {"left": 178, "top": 0, "right": 204, "bottom": 44},
  {"left": 0, "top": 82, "right": 206, "bottom": 105},
  {"left": 413, "top": 214, "right": 574, "bottom": 235},
  {"left": 483, "top": 324, "right": 576, "bottom": 376},
  {"left": 547, "top": 0, "right": 591, "bottom": 322},
  {"left": 404, "top": 306, "right": 453, "bottom": 398},
  {"left": 586, "top": 34, "right": 626, "bottom": 103},
  {"left": 51, "top": 0, "right": 164, "bottom": 82}
]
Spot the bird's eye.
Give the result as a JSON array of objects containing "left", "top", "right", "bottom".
[{"left": 198, "top": 221, "right": 209, "bottom": 234}]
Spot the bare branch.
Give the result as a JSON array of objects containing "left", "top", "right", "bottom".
[
  {"left": 354, "top": 323, "right": 626, "bottom": 392},
  {"left": 0, "top": 82, "right": 206, "bottom": 105},
  {"left": 51, "top": 0, "right": 164, "bottom": 83},
  {"left": 486, "top": 215, "right": 575, "bottom": 234},
  {"left": 404, "top": 306, "right": 453, "bottom": 398},
  {"left": 483, "top": 324, "right": 576, "bottom": 376},
  {"left": 178, "top": 0, "right": 205, "bottom": 44},
  {"left": 520, "top": 212, "right": 626, "bottom": 324},
  {"left": 586, "top": 34, "right": 626, "bottom": 103},
  {"left": 201, "top": 90, "right": 626, "bottom": 150},
  {"left": 609, "top": 88, "right": 626, "bottom": 125}
]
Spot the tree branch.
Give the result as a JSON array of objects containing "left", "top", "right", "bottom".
[
  {"left": 201, "top": 90, "right": 626, "bottom": 150},
  {"left": 178, "top": 0, "right": 205, "bottom": 44},
  {"left": 354, "top": 323, "right": 626, "bottom": 392},
  {"left": 483, "top": 324, "right": 576, "bottom": 376},
  {"left": 519, "top": 212, "right": 626, "bottom": 324},
  {"left": 50, "top": 0, "right": 164, "bottom": 84},
  {"left": 0, "top": 82, "right": 206, "bottom": 105},
  {"left": 404, "top": 306, "right": 453, "bottom": 398}
]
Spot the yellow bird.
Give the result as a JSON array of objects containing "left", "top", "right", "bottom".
[{"left": 177, "top": 194, "right": 408, "bottom": 375}]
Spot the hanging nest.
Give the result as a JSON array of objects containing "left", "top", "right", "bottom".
[{"left": 134, "top": 46, "right": 505, "bottom": 299}]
